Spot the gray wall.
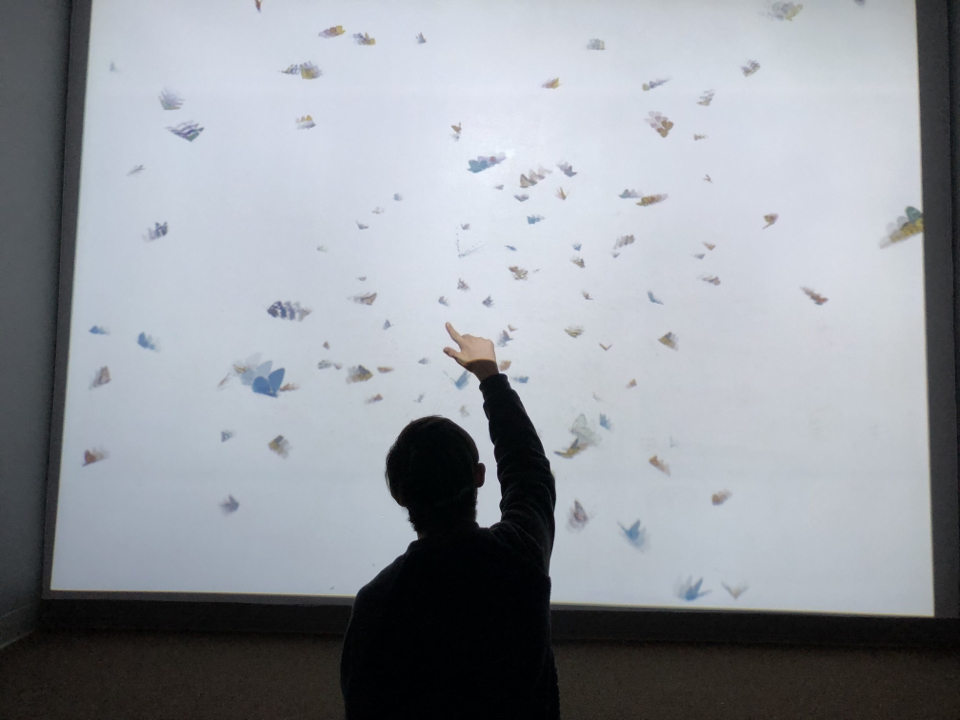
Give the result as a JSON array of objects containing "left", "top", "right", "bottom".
[{"left": 0, "top": 0, "right": 70, "bottom": 649}]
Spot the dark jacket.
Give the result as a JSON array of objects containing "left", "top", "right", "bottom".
[{"left": 340, "top": 373, "right": 559, "bottom": 719}]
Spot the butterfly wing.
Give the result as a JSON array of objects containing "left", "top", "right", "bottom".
[
  {"left": 252, "top": 376, "right": 277, "bottom": 397},
  {"left": 268, "top": 368, "right": 286, "bottom": 393}
]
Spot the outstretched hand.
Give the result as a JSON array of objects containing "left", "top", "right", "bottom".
[{"left": 443, "top": 322, "right": 499, "bottom": 381}]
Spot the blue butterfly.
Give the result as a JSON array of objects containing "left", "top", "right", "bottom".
[
  {"left": 505, "top": 245, "right": 517, "bottom": 251},
  {"left": 137, "top": 332, "right": 157, "bottom": 350},
  {"left": 90, "top": 325, "right": 108, "bottom": 334},
  {"left": 221, "top": 431, "right": 234, "bottom": 442},
  {"left": 678, "top": 577, "right": 711, "bottom": 601},
  {"left": 648, "top": 292, "right": 663, "bottom": 305},
  {"left": 383, "top": 319, "right": 392, "bottom": 330},
  {"left": 454, "top": 370, "right": 469, "bottom": 389},
  {"left": 599, "top": 414, "right": 612, "bottom": 430},
  {"left": 512, "top": 376, "right": 529, "bottom": 384},
  {"left": 252, "top": 367, "right": 286, "bottom": 397},
  {"left": 618, "top": 519, "right": 646, "bottom": 549},
  {"left": 527, "top": 215, "right": 544, "bottom": 225}
]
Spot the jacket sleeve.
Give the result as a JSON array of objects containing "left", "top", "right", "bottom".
[{"left": 480, "top": 373, "right": 557, "bottom": 573}]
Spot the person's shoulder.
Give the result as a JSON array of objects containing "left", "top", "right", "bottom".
[
  {"left": 356, "top": 551, "right": 408, "bottom": 604},
  {"left": 486, "top": 521, "right": 552, "bottom": 576}
]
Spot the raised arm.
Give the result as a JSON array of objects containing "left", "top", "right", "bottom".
[{"left": 444, "top": 323, "right": 556, "bottom": 572}]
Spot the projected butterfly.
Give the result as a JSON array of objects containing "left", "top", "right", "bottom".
[
  {"left": 145, "top": 222, "right": 168, "bottom": 241},
  {"left": 509, "top": 266, "right": 528, "bottom": 280},
  {"left": 565, "top": 326, "right": 583, "bottom": 338},
  {"left": 91, "top": 366, "right": 110, "bottom": 389},
  {"left": 527, "top": 215, "right": 544, "bottom": 225},
  {"left": 159, "top": 89, "right": 183, "bottom": 110},
  {"left": 167, "top": 122, "right": 203, "bottom": 141},
  {"left": 351, "top": 292, "right": 377, "bottom": 305},
  {"left": 582, "top": 291, "right": 592, "bottom": 300},
  {"left": 768, "top": 2, "right": 802, "bottom": 20},
  {"left": 498, "top": 360, "right": 512, "bottom": 371},
  {"left": 468, "top": 154, "right": 505, "bottom": 173},
  {"left": 658, "top": 332, "right": 677, "bottom": 350},
  {"left": 454, "top": 371, "right": 470, "bottom": 390},
  {"left": 698, "top": 90, "right": 714, "bottom": 106},
  {"left": 763, "top": 213, "right": 778, "bottom": 228},
  {"left": 599, "top": 414, "right": 612, "bottom": 430},
  {"left": 498, "top": 330, "right": 513, "bottom": 347},
  {"left": 556, "top": 187, "right": 568, "bottom": 200},
  {"left": 416, "top": 32, "right": 427, "bottom": 44},
  {"left": 618, "top": 520, "right": 646, "bottom": 549},
  {"left": 801, "top": 287, "right": 828, "bottom": 305},
  {"left": 512, "top": 376, "right": 529, "bottom": 384},
  {"left": 880, "top": 206, "right": 923, "bottom": 248},
  {"left": 319, "top": 26, "right": 345, "bottom": 38},
  {"left": 220, "top": 495, "right": 240, "bottom": 514},
  {"left": 722, "top": 582, "right": 748, "bottom": 599},
  {"left": 742, "top": 60, "right": 761, "bottom": 76},
  {"left": 251, "top": 367, "right": 287, "bottom": 398},
  {"left": 571, "top": 257, "right": 585, "bottom": 268},
  {"left": 299, "top": 62, "right": 321, "bottom": 79},
  {"left": 614, "top": 235, "right": 635, "bottom": 250},
  {"left": 128, "top": 165, "right": 144, "bottom": 176},
  {"left": 83, "top": 449, "right": 107, "bottom": 466},
  {"left": 648, "top": 292, "right": 663, "bottom": 305},
  {"left": 267, "top": 301, "right": 311, "bottom": 321},
  {"left": 649, "top": 455, "right": 670, "bottom": 476},
  {"left": 637, "top": 194, "right": 667, "bottom": 207},
  {"left": 642, "top": 78, "right": 670, "bottom": 91},
  {"left": 366, "top": 394, "right": 383, "bottom": 404},
  {"left": 557, "top": 161, "right": 578, "bottom": 177},
  {"left": 297, "top": 115, "right": 316, "bottom": 130},
  {"left": 354, "top": 32, "right": 376, "bottom": 45},
  {"left": 90, "top": 326, "right": 108, "bottom": 335},
  {"left": 347, "top": 366, "right": 373, "bottom": 383},
  {"left": 701, "top": 276, "right": 721, "bottom": 285},
  {"left": 646, "top": 112, "right": 674, "bottom": 137},
  {"left": 482, "top": 296, "right": 493, "bottom": 307},
  {"left": 586, "top": 39, "right": 605, "bottom": 50},
  {"left": 542, "top": 77, "right": 561, "bottom": 89},
  {"left": 138, "top": 332, "right": 157, "bottom": 351},
  {"left": 555, "top": 414, "right": 599, "bottom": 459},
  {"left": 568, "top": 500, "right": 590, "bottom": 530},
  {"left": 712, "top": 490, "right": 732, "bottom": 505},
  {"left": 268, "top": 435, "right": 290, "bottom": 458},
  {"left": 677, "top": 577, "right": 711, "bottom": 601},
  {"left": 619, "top": 189, "right": 640, "bottom": 199}
]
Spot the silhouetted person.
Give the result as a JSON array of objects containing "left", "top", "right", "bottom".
[{"left": 340, "top": 323, "right": 559, "bottom": 719}]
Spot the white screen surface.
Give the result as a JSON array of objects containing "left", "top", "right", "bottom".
[{"left": 51, "top": 0, "right": 934, "bottom": 615}]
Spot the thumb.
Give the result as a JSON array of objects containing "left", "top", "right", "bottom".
[{"left": 444, "top": 347, "right": 466, "bottom": 363}]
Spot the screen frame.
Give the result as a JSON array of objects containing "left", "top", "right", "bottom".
[{"left": 41, "top": 0, "right": 960, "bottom": 648}]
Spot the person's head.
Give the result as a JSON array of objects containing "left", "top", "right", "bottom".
[{"left": 385, "top": 416, "right": 485, "bottom": 536}]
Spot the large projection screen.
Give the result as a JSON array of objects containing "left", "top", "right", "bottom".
[{"left": 44, "top": 0, "right": 959, "bottom": 632}]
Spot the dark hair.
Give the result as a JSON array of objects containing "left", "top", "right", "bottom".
[{"left": 385, "top": 416, "right": 480, "bottom": 534}]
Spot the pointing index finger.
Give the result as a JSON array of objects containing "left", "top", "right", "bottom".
[{"left": 445, "top": 322, "right": 464, "bottom": 346}]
